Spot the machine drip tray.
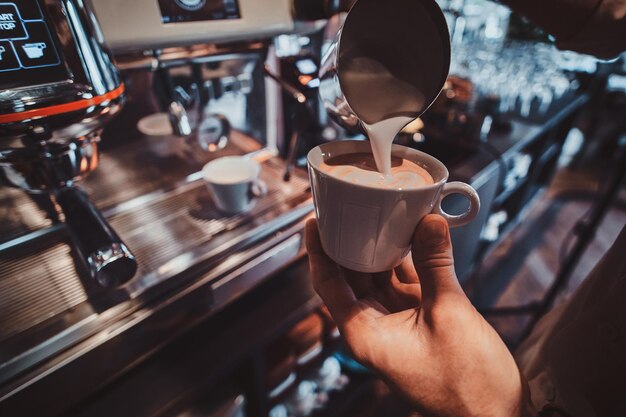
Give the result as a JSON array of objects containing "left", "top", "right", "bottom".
[
  {"left": 0, "top": 226, "right": 131, "bottom": 366},
  {"left": 0, "top": 229, "right": 88, "bottom": 345}
]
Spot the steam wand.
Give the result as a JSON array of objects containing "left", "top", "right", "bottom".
[{"left": 263, "top": 65, "right": 314, "bottom": 182}]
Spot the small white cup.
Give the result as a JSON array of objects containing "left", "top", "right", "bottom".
[
  {"left": 307, "top": 141, "right": 480, "bottom": 273},
  {"left": 202, "top": 156, "right": 268, "bottom": 214}
]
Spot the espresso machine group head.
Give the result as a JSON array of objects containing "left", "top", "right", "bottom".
[{"left": 0, "top": 0, "right": 137, "bottom": 286}]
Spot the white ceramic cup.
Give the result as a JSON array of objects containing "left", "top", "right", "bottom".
[
  {"left": 307, "top": 140, "right": 480, "bottom": 273},
  {"left": 202, "top": 156, "right": 268, "bottom": 214}
]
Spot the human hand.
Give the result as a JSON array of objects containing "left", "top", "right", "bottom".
[{"left": 305, "top": 214, "right": 533, "bottom": 417}]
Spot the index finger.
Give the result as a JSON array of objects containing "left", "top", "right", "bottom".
[{"left": 305, "top": 219, "right": 360, "bottom": 326}]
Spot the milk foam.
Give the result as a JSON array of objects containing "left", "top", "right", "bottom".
[{"left": 320, "top": 154, "right": 434, "bottom": 190}]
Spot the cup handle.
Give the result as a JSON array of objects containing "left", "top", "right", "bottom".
[
  {"left": 432, "top": 182, "right": 481, "bottom": 228},
  {"left": 249, "top": 179, "right": 268, "bottom": 199}
]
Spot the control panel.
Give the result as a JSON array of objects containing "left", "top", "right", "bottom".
[
  {"left": 88, "top": 0, "right": 294, "bottom": 52},
  {"left": 0, "top": 0, "right": 69, "bottom": 90}
]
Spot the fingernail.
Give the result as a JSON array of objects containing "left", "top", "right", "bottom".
[{"left": 420, "top": 220, "right": 447, "bottom": 247}]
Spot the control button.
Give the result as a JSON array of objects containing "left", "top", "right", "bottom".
[
  {"left": 0, "top": 40, "right": 19, "bottom": 71},
  {"left": 12, "top": 21, "right": 59, "bottom": 68},
  {"left": 0, "top": 3, "right": 27, "bottom": 40},
  {"left": 14, "top": 0, "right": 42, "bottom": 20}
]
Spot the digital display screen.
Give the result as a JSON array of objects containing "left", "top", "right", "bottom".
[
  {"left": 158, "top": 0, "right": 241, "bottom": 24},
  {"left": 0, "top": 0, "right": 70, "bottom": 90}
]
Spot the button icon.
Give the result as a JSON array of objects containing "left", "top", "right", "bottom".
[
  {"left": 22, "top": 41, "right": 45, "bottom": 58},
  {"left": 0, "top": 3, "right": 27, "bottom": 40},
  {"left": 0, "top": 40, "right": 19, "bottom": 71},
  {"left": 12, "top": 21, "right": 59, "bottom": 68}
]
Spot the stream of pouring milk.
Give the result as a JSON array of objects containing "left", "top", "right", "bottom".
[
  {"left": 362, "top": 116, "right": 414, "bottom": 175},
  {"left": 341, "top": 56, "right": 426, "bottom": 176}
]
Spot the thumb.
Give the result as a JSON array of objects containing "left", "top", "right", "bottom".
[{"left": 411, "top": 214, "right": 463, "bottom": 302}]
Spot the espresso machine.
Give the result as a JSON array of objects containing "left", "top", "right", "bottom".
[{"left": 0, "top": 1, "right": 344, "bottom": 415}]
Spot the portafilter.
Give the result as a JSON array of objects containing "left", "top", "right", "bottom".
[{"left": 0, "top": 0, "right": 136, "bottom": 287}]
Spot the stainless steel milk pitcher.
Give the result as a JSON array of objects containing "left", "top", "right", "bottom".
[{"left": 319, "top": 0, "right": 451, "bottom": 132}]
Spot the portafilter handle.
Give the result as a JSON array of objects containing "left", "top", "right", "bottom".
[{"left": 56, "top": 187, "right": 137, "bottom": 287}]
